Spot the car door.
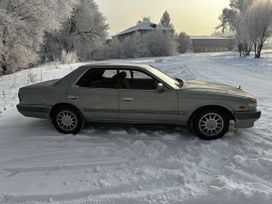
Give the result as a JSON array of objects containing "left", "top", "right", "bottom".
[
  {"left": 118, "top": 69, "right": 179, "bottom": 124},
  {"left": 67, "top": 67, "right": 119, "bottom": 122}
]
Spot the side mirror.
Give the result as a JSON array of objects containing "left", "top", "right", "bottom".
[{"left": 157, "top": 83, "right": 165, "bottom": 92}]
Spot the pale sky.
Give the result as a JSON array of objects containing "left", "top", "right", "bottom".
[{"left": 97, "top": 0, "right": 230, "bottom": 36}]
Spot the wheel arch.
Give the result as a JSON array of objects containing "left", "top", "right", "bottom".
[
  {"left": 49, "top": 103, "right": 85, "bottom": 121},
  {"left": 188, "top": 105, "right": 235, "bottom": 125}
]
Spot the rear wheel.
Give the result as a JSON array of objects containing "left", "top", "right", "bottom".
[
  {"left": 192, "top": 109, "right": 229, "bottom": 140},
  {"left": 52, "top": 106, "right": 83, "bottom": 134}
]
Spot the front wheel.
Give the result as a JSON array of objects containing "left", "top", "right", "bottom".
[
  {"left": 52, "top": 106, "right": 83, "bottom": 134},
  {"left": 192, "top": 109, "right": 229, "bottom": 140}
]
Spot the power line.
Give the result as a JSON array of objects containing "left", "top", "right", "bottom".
[{"left": 174, "top": 26, "right": 216, "bottom": 29}]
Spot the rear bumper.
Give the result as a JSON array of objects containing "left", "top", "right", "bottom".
[
  {"left": 17, "top": 104, "right": 50, "bottom": 119},
  {"left": 234, "top": 108, "right": 261, "bottom": 128}
]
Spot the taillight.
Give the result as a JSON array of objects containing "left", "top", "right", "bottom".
[{"left": 18, "top": 93, "right": 22, "bottom": 102}]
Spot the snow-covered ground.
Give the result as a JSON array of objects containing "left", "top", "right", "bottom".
[{"left": 0, "top": 51, "right": 272, "bottom": 204}]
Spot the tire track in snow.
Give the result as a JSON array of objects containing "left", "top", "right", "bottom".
[
  {"left": 2, "top": 158, "right": 128, "bottom": 177},
  {"left": 2, "top": 173, "right": 187, "bottom": 204}
]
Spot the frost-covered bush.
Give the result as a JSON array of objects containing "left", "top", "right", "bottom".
[
  {"left": 107, "top": 11, "right": 176, "bottom": 59},
  {"left": 60, "top": 50, "right": 79, "bottom": 64},
  {"left": 27, "top": 69, "right": 37, "bottom": 84},
  {"left": 108, "top": 31, "right": 176, "bottom": 59},
  {"left": 143, "top": 31, "right": 176, "bottom": 57},
  {"left": 106, "top": 38, "right": 123, "bottom": 59},
  {"left": 176, "top": 32, "right": 192, "bottom": 53}
]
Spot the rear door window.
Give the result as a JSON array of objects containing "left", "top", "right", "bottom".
[{"left": 77, "top": 68, "right": 118, "bottom": 89}]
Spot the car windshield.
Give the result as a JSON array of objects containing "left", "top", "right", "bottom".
[{"left": 146, "top": 65, "right": 183, "bottom": 89}]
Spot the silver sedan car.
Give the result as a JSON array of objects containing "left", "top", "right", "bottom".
[{"left": 17, "top": 64, "right": 261, "bottom": 140}]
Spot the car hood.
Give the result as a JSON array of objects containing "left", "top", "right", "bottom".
[{"left": 182, "top": 80, "right": 255, "bottom": 99}]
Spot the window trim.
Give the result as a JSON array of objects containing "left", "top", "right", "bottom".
[
  {"left": 72, "top": 66, "right": 173, "bottom": 90},
  {"left": 131, "top": 67, "right": 174, "bottom": 90},
  {"left": 118, "top": 68, "right": 168, "bottom": 91}
]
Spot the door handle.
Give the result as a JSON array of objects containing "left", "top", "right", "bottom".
[
  {"left": 122, "top": 97, "right": 134, "bottom": 101},
  {"left": 68, "top": 95, "right": 79, "bottom": 100}
]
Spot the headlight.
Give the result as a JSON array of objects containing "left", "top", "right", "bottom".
[
  {"left": 239, "top": 102, "right": 257, "bottom": 111},
  {"left": 248, "top": 103, "right": 257, "bottom": 110}
]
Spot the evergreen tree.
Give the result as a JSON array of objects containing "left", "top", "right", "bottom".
[{"left": 160, "top": 11, "right": 174, "bottom": 29}]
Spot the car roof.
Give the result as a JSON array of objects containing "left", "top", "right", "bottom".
[
  {"left": 79, "top": 63, "right": 152, "bottom": 70},
  {"left": 56, "top": 63, "right": 164, "bottom": 87}
]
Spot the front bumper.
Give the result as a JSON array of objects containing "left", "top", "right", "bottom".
[
  {"left": 17, "top": 104, "right": 50, "bottom": 119},
  {"left": 234, "top": 108, "right": 261, "bottom": 128}
]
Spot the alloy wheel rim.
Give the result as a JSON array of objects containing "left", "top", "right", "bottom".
[
  {"left": 199, "top": 113, "right": 224, "bottom": 137},
  {"left": 57, "top": 111, "right": 78, "bottom": 131}
]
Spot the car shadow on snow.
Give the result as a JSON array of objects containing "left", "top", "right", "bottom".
[
  {"left": 15, "top": 118, "right": 247, "bottom": 144},
  {"left": 14, "top": 117, "right": 193, "bottom": 139},
  {"left": 78, "top": 123, "right": 205, "bottom": 145}
]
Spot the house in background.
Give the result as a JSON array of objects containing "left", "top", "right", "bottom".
[
  {"left": 112, "top": 23, "right": 235, "bottom": 53},
  {"left": 191, "top": 36, "right": 235, "bottom": 53},
  {"left": 114, "top": 22, "right": 173, "bottom": 41}
]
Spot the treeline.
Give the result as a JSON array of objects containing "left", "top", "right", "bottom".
[
  {"left": 218, "top": 0, "right": 272, "bottom": 58},
  {"left": 44, "top": 11, "right": 192, "bottom": 64},
  {"left": 101, "top": 14, "right": 192, "bottom": 60},
  {"left": 0, "top": 0, "right": 191, "bottom": 75}
]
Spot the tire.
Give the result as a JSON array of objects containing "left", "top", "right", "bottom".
[
  {"left": 191, "top": 109, "right": 230, "bottom": 140},
  {"left": 52, "top": 106, "right": 83, "bottom": 134}
]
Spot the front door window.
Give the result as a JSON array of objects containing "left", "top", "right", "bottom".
[{"left": 119, "top": 69, "right": 159, "bottom": 90}]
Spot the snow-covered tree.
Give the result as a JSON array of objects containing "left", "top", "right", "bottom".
[
  {"left": 229, "top": 0, "right": 255, "bottom": 12},
  {"left": 44, "top": 0, "right": 108, "bottom": 62},
  {"left": 176, "top": 32, "right": 192, "bottom": 53},
  {"left": 218, "top": 0, "right": 272, "bottom": 58},
  {"left": 0, "top": 0, "right": 76, "bottom": 74},
  {"left": 218, "top": 8, "right": 239, "bottom": 33},
  {"left": 160, "top": 11, "right": 174, "bottom": 29},
  {"left": 218, "top": 0, "right": 254, "bottom": 54},
  {"left": 246, "top": 0, "right": 272, "bottom": 58},
  {"left": 237, "top": 14, "right": 253, "bottom": 56},
  {"left": 137, "top": 17, "right": 152, "bottom": 25}
]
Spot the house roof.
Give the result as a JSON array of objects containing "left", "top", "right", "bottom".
[
  {"left": 116, "top": 23, "right": 173, "bottom": 37},
  {"left": 190, "top": 36, "right": 232, "bottom": 40}
]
